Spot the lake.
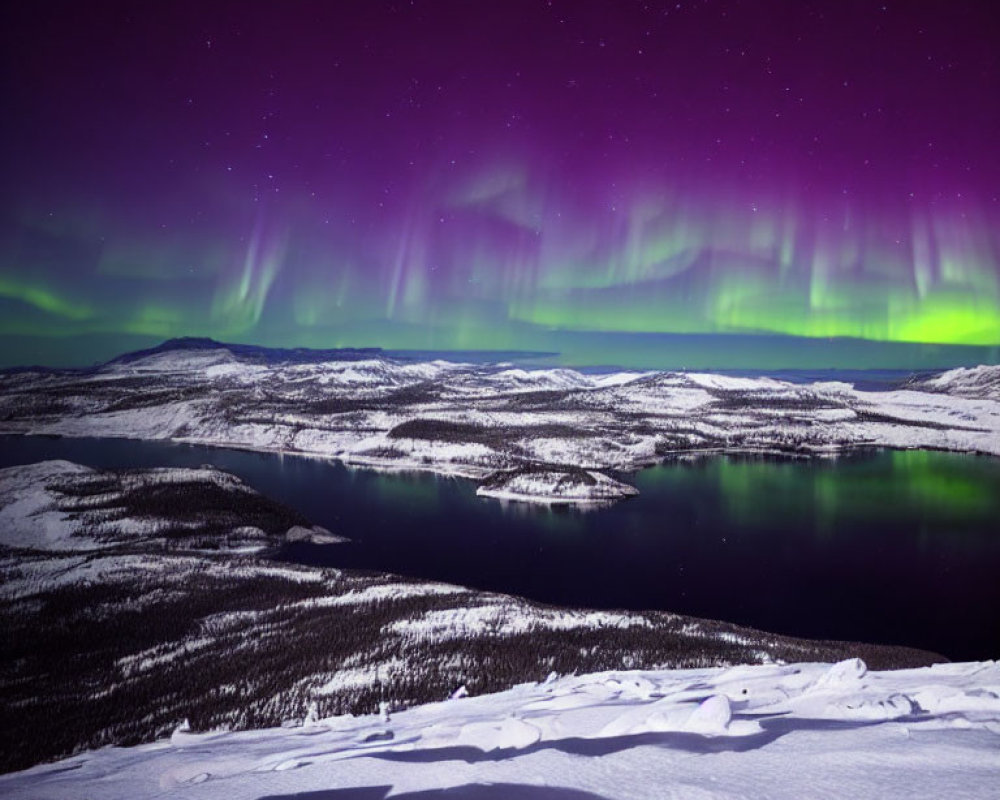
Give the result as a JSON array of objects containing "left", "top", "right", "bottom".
[{"left": 2, "top": 434, "right": 998, "bottom": 660}]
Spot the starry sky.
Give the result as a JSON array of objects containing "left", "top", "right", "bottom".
[{"left": 2, "top": 0, "right": 998, "bottom": 369}]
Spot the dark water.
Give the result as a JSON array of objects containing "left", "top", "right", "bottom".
[{"left": 2, "top": 434, "right": 998, "bottom": 660}]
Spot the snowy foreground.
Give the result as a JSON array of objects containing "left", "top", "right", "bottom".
[
  {"left": 2, "top": 338, "right": 999, "bottom": 504},
  {"left": 3, "top": 659, "right": 998, "bottom": 799}
]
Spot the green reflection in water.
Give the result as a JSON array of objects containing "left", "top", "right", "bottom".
[
  {"left": 356, "top": 468, "right": 451, "bottom": 514},
  {"left": 345, "top": 449, "right": 998, "bottom": 548},
  {"left": 634, "top": 449, "right": 1000, "bottom": 540}
]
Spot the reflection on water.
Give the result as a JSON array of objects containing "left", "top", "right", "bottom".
[
  {"left": 1, "top": 436, "right": 998, "bottom": 660},
  {"left": 633, "top": 450, "right": 1000, "bottom": 537}
]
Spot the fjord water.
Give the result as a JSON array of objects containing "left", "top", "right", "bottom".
[{"left": 3, "top": 435, "right": 998, "bottom": 660}]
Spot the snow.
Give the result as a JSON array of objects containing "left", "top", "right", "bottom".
[
  {"left": 117, "top": 637, "right": 218, "bottom": 677},
  {"left": 477, "top": 470, "right": 640, "bottom": 505},
  {"left": 292, "top": 581, "right": 467, "bottom": 609},
  {"left": 3, "top": 659, "right": 997, "bottom": 799},
  {"left": 684, "top": 372, "right": 786, "bottom": 392},
  {"left": 313, "top": 658, "right": 409, "bottom": 696},
  {"left": 0, "top": 460, "right": 96, "bottom": 550},
  {"left": 203, "top": 362, "right": 268, "bottom": 381},
  {"left": 389, "top": 604, "right": 651, "bottom": 643},
  {"left": 108, "top": 349, "right": 238, "bottom": 373},
  {"left": 919, "top": 364, "right": 1000, "bottom": 401}
]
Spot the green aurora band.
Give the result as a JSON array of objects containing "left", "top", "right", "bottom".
[{"left": 2, "top": 174, "right": 998, "bottom": 369}]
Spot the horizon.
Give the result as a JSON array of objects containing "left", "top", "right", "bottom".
[{"left": 3, "top": 331, "right": 997, "bottom": 374}]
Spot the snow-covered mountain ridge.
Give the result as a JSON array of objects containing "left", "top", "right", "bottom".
[
  {"left": 2, "top": 659, "right": 997, "bottom": 799},
  {"left": 2, "top": 341, "right": 998, "bottom": 504}
]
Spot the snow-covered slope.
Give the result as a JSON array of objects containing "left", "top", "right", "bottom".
[
  {"left": 0, "top": 460, "right": 313, "bottom": 552},
  {"left": 2, "top": 342, "right": 999, "bottom": 504},
  {"left": 2, "top": 659, "right": 997, "bottom": 799},
  {"left": 0, "top": 460, "right": 93, "bottom": 549},
  {"left": 913, "top": 364, "right": 1000, "bottom": 401}
]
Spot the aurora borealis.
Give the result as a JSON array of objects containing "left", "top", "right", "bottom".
[{"left": 2, "top": 1, "right": 998, "bottom": 368}]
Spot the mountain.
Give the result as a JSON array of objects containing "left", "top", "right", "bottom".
[{"left": 105, "top": 336, "right": 386, "bottom": 367}]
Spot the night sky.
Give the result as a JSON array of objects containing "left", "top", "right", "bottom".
[{"left": 2, "top": 1, "right": 998, "bottom": 368}]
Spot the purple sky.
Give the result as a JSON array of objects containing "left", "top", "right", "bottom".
[{"left": 2, "top": 1, "right": 998, "bottom": 367}]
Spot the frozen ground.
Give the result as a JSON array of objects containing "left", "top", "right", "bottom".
[
  {"left": 2, "top": 659, "right": 997, "bottom": 799},
  {"left": 1, "top": 339, "right": 998, "bottom": 504}
]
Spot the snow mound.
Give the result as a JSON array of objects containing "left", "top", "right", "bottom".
[
  {"left": 811, "top": 657, "right": 868, "bottom": 689},
  {"left": 686, "top": 693, "right": 733, "bottom": 732},
  {"left": 600, "top": 692, "right": 755, "bottom": 738},
  {"left": 458, "top": 716, "right": 542, "bottom": 751}
]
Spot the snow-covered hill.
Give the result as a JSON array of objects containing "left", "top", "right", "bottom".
[
  {"left": 913, "top": 364, "right": 1000, "bottom": 401},
  {"left": 2, "top": 340, "right": 998, "bottom": 504},
  {"left": 0, "top": 459, "right": 319, "bottom": 551},
  {"left": 2, "top": 659, "right": 997, "bottom": 799}
]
